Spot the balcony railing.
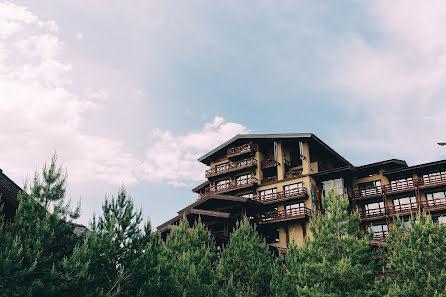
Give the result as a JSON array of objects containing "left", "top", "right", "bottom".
[
  {"left": 258, "top": 206, "right": 312, "bottom": 224},
  {"left": 261, "top": 159, "right": 278, "bottom": 169},
  {"left": 261, "top": 176, "right": 278, "bottom": 185},
  {"left": 227, "top": 143, "right": 257, "bottom": 158},
  {"left": 285, "top": 169, "right": 304, "bottom": 180},
  {"left": 206, "top": 177, "right": 258, "bottom": 194},
  {"left": 382, "top": 180, "right": 416, "bottom": 195},
  {"left": 387, "top": 202, "right": 420, "bottom": 217},
  {"left": 256, "top": 188, "right": 307, "bottom": 205},
  {"left": 359, "top": 207, "right": 387, "bottom": 221},
  {"left": 416, "top": 173, "right": 446, "bottom": 189},
  {"left": 422, "top": 199, "right": 446, "bottom": 212},
  {"left": 205, "top": 158, "right": 257, "bottom": 178},
  {"left": 371, "top": 230, "right": 388, "bottom": 241},
  {"left": 353, "top": 186, "right": 383, "bottom": 200}
]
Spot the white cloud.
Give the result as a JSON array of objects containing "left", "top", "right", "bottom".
[
  {"left": 75, "top": 32, "right": 83, "bottom": 40},
  {"left": 0, "top": 1, "right": 137, "bottom": 186},
  {"left": 139, "top": 116, "right": 249, "bottom": 187},
  {"left": 328, "top": 0, "right": 446, "bottom": 164}
]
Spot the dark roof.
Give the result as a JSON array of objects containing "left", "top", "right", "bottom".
[
  {"left": 357, "top": 159, "right": 408, "bottom": 170},
  {"left": 198, "top": 133, "right": 353, "bottom": 167},
  {"left": 383, "top": 159, "right": 446, "bottom": 176},
  {"left": 192, "top": 180, "right": 210, "bottom": 193},
  {"left": 0, "top": 169, "right": 22, "bottom": 198}
]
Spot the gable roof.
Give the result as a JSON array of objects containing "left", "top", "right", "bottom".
[{"left": 198, "top": 133, "right": 353, "bottom": 167}]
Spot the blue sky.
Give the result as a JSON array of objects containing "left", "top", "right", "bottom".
[{"left": 2, "top": 0, "right": 446, "bottom": 228}]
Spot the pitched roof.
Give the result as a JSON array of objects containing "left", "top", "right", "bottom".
[{"left": 198, "top": 133, "right": 353, "bottom": 167}]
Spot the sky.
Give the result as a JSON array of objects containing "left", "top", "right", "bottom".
[{"left": 1, "top": 0, "right": 446, "bottom": 228}]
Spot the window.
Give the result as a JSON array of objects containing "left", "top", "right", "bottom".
[
  {"left": 215, "top": 162, "right": 229, "bottom": 173},
  {"left": 322, "top": 178, "right": 345, "bottom": 196},
  {"left": 358, "top": 180, "right": 382, "bottom": 196},
  {"left": 393, "top": 196, "right": 417, "bottom": 212},
  {"left": 390, "top": 177, "right": 413, "bottom": 191},
  {"left": 216, "top": 179, "right": 229, "bottom": 191},
  {"left": 433, "top": 216, "right": 446, "bottom": 224},
  {"left": 426, "top": 191, "right": 446, "bottom": 206},
  {"left": 367, "top": 224, "right": 388, "bottom": 240},
  {"left": 284, "top": 182, "right": 303, "bottom": 196},
  {"left": 241, "top": 193, "right": 253, "bottom": 199},
  {"left": 259, "top": 188, "right": 277, "bottom": 201},
  {"left": 236, "top": 174, "right": 252, "bottom": 186},
  {"left": 266, "top": 228, "right": 280, "bottom": 243},
  {"left": 364, "top": 201, "right": 385, "bottom": 216},
  {"left": 423, "top": 171, "right": 446, "bottom": 184},
  {"left": 285, "top": 202, "right": 305, "bottom": 215}
]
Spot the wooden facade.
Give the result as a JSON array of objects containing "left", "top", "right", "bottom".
[{"left": 157, "top": 134, "right": 446, "bottom": 252}]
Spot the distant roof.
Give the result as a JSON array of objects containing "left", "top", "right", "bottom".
[
  {"left": 383, "top": 159, "right": 446, "bottom": 176},
  {"left": 0, "top": 169, "right": 22, "bottom": 198},
  {"left": 357, "top": 159, "right": 408, "bottom": 170},
  {"left": 198, "top": 133, "right": 353, "bottom": 167}
]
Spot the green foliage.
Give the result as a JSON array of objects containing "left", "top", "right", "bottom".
[
  {"left": 0, "top": 154, "right": 87, "bottom": 297},
  {"left": 161, "top": 217, "right": 217, "bottom": 297},
  {"left": 282, "top": 188, "right": 377, "bottom": 297},
  {"left": 384, "top": 213, "right": 446, "bottom": 297},
  {"left": 216, "top": 217, "right": 274, "bottom": 297}
]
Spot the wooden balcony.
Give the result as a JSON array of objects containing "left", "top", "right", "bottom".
[
  {"left": 258, "top": 206, "right": 312, "bottom": 224},
  {"left": 382, "top": 181, "right": 416, "bottom": 196},
  {"left": 255, "top": 188, "right": 307, "bottom": 205},
  {"left": 422, "top": 199, "right": 446, "bottom": 212},
  {"left": 227, "top": 143, "right": 257, "bottom": 158},
  {"left": 284, "top": 169, "right": 303, "bottom": 180},
  {"left": 387, "top": 202, "right": 420, "bottom": 217},
  {"left": 371, "top": 230, "right": 388, "bottom": 241},
  {"left": 416, "top": 173, "right": 446, "bottom": 189},
  {"left": 261, "top": 176, "right": 278, "bottom": 185},
  {"left": 353, "top": 186, "right": 383, "bottom": 201},
  {"left": 205, "top": 158, "right": 257, "bottom": 178},
  {"left": 261, "top": 159, "right": 278, "bottom": 169},
  {"left": 206, "top": 177, "right": 258, "bottom": 194},
  {"left": 359, "top": 207, "right": 387, "bottom": 221}
]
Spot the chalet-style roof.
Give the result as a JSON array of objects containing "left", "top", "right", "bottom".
[
  {"left": 198, "top": 133, "right": 353, "bottom": 167},
  {"left": 357, "top": 159, "right": 408, "bottom": 171},
  {"left": 192, "top": 180, "right": 210, "bottom": 193},
  {"left": 0, "top": 169, "right": 22, "bottom": 208},
  {"left": 383, "top": 159, "right": 446, "bottom": 177}
]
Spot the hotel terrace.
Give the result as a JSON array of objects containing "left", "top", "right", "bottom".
[{"left": 157, "top": 133, "right": 446, "bottom": 252}]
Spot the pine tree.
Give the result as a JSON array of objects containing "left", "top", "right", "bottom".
[
  {"left": 384, "top": 213, "right": 446, "bottom": 297},
  {"left": 161, "top": 217, "right": 217, "bottom": 297},
  {"left": 216, "top": 217, "right": 274, "bottom": 297},
  {"left": 86, "top": 186, "right": 147, "bottom": 296},
  {"left": 0, "top": 155, "right": 86, "bottom": 297},
  {"left": 283, "top": 188, "right": 377, "bottom": 297}
]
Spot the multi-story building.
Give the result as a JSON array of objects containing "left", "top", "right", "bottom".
[{"left": 157, "top": 133, "right": 446, "bottom": 252}]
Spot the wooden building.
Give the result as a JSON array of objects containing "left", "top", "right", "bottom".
[
  {"left": 0, "top": 168, "right": 22, "bottom": 220},
  {"left": 157, "top": 133, "right": 446, "bottom": 251}
]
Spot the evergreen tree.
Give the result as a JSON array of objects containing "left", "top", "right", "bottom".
[
  {"left": 86, "top": 186, "right": 147, "bottom": 296},
  {"left": 161, "top": 217, "right": 217, "bottom": 297},
  {"left": 283, "top": 188, "right": 377, "bottom": 297},
  {"left": 216, "top": 217, "right": 274, "bottom": 297},
  {"left": 0, "top": 155, "right": 86, "bottom": 297},
  {"left": 384, "top": 213, "right": 446, "bottom": 297}
]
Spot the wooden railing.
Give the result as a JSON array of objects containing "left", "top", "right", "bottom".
[
  {"left": 359, "top": 207, "right": 387, "bottom": 221},
  {"left": 205, "top": 158, "right": 257, "bottom": 178},
  {"left": 285, "top": 169, "right": 304, "bottom": 180},
  {"left": 387, "top": 202, "right": 420, "bottom": 217},
  {"left": 206, "top": 177, "right": 258, "bottom": 194},
  {"left": 261, "top": 176, "right": 278, "bottom": 185},
  {"left": 227, "top": 143, "right": 257, "bottom": 158},
  {"left": 353, "top": 186, "right": 383, "bottom": 200},
  {"left": 416, "top": 173, "right": 446, "bottom": 188},
  {"left": 422, "top": 199, "right": 446, "bottom": 212},
  {"left": 258, "top": 207, "right": 312, "bottom": 224},
  {"left": 371, "top": 230, "right": 388, "bottom": 241},
  {"left": 256, "top": 188, "right": 307, "bottom": 204},
  {"left": 261, "top": 159, "right": 278, "bottom": 169},
  {"left": 382, "top": 180, "right": 415, "bottom": 195}
]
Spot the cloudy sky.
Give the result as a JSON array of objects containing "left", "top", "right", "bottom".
[{"left": 2, "top": 0, "right": 446, "bottom": 228}]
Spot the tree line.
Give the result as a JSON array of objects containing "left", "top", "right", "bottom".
[{"left": 1, "top": 156, "right": 445, "bottom": 297}]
